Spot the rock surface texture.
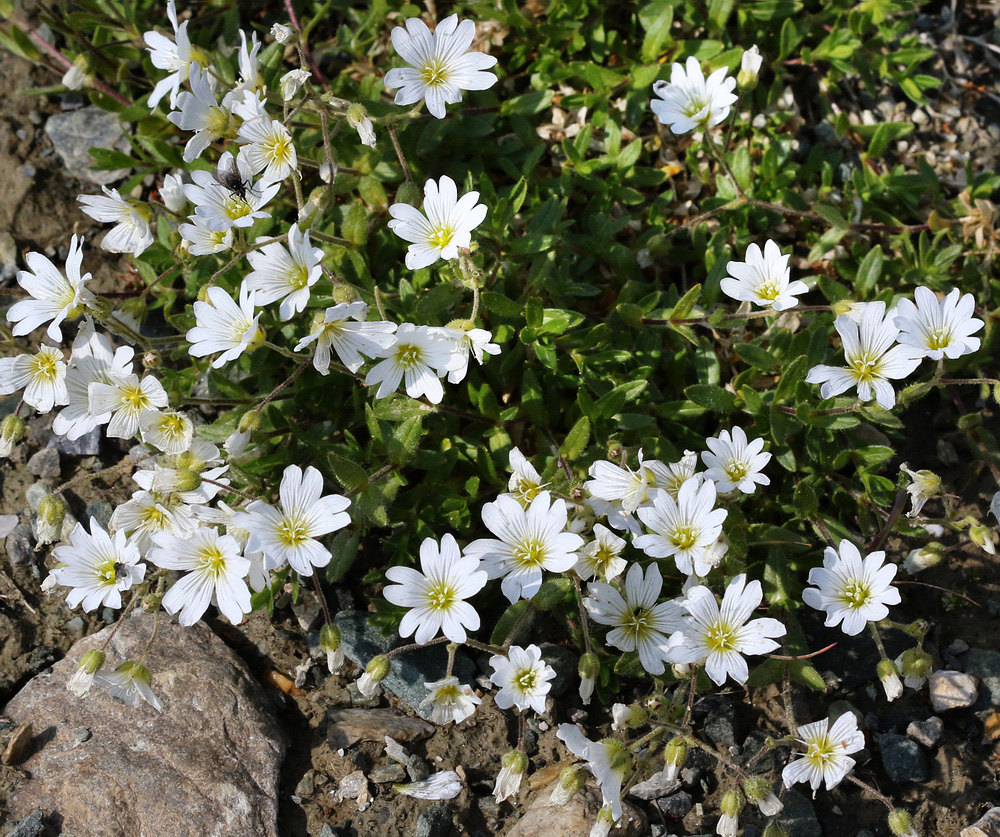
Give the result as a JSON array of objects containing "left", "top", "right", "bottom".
[{"left": 3, "top": 611, "right": 285, "bottom": 837}]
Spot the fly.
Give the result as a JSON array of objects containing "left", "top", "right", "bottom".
[{"left": 212, "top": 160, "right": 257, "bottom": 202}]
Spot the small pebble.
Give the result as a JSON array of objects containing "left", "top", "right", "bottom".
[
  {"left": 929, "top": 670, "right": 978, "bottom": 712},
  {"left": 906, "top": 716, "right": 944, "bottom": 749},
  {"left": 947, "top": 639, "right": 970, "bottom": 656}
]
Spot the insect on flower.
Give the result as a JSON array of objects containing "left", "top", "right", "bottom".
[{"left": 212, "top": 158, "right": 258, "bottom": 202}]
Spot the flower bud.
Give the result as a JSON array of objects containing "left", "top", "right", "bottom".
[
  {"left": 61, "top": 54, "right": 93, "bottom": 90},
  {"left": 394, "top": 180, "right": 422, "bottom": 207},
  {"left": 743, "top": 775, "right": 783, "bottom": 816},
  {"left": 968, "top": 519, "right": 997, "bottom": 555},
  {"left": 494, "top": 749, "right": 528, "bottom": 802},
  {"left": 737, "top": 45, "right": 763, "bottom": 90},
  {"left": 888, "top": 808, "right": 917, "bottom": 837},
  {"left": 332, "top": 284, "right": 360, "bottom": 305},
  {"left": 172, "top": 468, "right": 203, "bottom": 493},
  {"left": 142, "top": 592, "right": 164, "bottom": 612},
  {"left": 320, "top": 622, "right": 344, "bottom": 673},
  {"left": 663, "top": 738, "right": 687, "bottom": 781},
  {"left": 346, "top": 103, "right": 376, "bottom": 148},
  {"left": 237, "top": 410, "right": 262, "bottom": 434},
  {"left": 878, "top": 658, "right": 903, "bottom": 702},
  {"left": 549, "top": 765, "right": 586, "bottom": 805},
  {"left": 718, "top": 789, "right": 745, "bottom": 837},
  {"left": 578, "top": 652, "right": 599, "bottom": 705},
  {"left": 903, "top": 543, "right": 945, "bottom": 575},
  {"left": 0, "top": 414, "right": 26, "bottom": 457},
  {"left": 38, "top": 494, "right": 66, "bottom": 529},
  {"left": 271, "top": 22, "right": 296, "bottom": 43},
  {"left": 357, "top": 654, "right": 390, "bottom": 697},
  {"left": 896, "top": 647, "right": 932, "bottom": 688},
  {"left": 900, "top": 463, "right": 941, "bottom": 518},
  {"left": 119, "top": 296, "right": 148, "bottom": 325},
  {"left": 67, "top": 649, "right": 106, "bottom": 696},
  {"left": 611, "top": 702, "right": 646, "bottom": 731},
  {"left": 762, "top": 826, "right": 788, "bottom": 837}
]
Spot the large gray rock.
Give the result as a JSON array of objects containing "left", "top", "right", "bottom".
[
  {"left": 3, "top": 611, "right": 285, "bottom": 837},
  {"left": 506, "top": 781, "right": 647, "bottom": 837},
  {"left": 43, "top": 106, "right": 130, "bottom": 184},
  {"left": 965, "top": 649, "right": 1000, "bottom": 705}
]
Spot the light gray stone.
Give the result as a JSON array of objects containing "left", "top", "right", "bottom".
[
  {"left": 507, "top": 782, "right": 647, "bottom": 837},
  {"left": 628, "top": 767, "right": 681, "bottom": 801},
  {"left": 965, "top": 649, "right": 1000, "bottom": 705},
  {"left": 50, "top": 427, "right": 101, "bottom": 456},
  {"left": 4, "top": 523, "right": 35, "bottom": 567},
  {"left": 962, "top": 807, "right": 1000, "bottom": 837},
  {"left": 0, "top": 231, "right": 17, "bottom": 282},
  {"left": 44, "top": 107, "right": 130, "bottom": 184},
  {"left": 906, "top": 716, "right": 944, "bottom": 748},
  {"left": 929, "top": 670, "right": 979, "bottom": 711},
  {"left": 26, "top": 447, "right": 60, "bottom": 479},
  {"left": 4, "top": 611, "right": 285, "bottom": 837}
]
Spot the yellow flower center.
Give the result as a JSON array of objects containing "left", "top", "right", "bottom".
[
  {"left": 121, "top": 383, "right": 152, "bottom": 411},
  {"left": 394, "top": 343, "right": 424, "bottom": 369},
  {"left": 704, "top": 620, "right": 737, "bottom": 652},
  {"left": 157, "top": 414, "right": 188, "bottom": 441},
  {"left": 224, "top": 196, "right": 253, "bottom": 220},
  {"left": 29, "top": 351, "right": 61, "bottom": 383},
  {"left": 925, "top": 327, "right": 952, "bottom": 351},
  {"left": 425, "top": 581, "right": 457, "bottom": 611},
  {"left": 266, "top": 134, "right": 294, "bottom": 165},
  {"left": 97, "top": 558, "right": 120, "bottom": 585},
  {"left": 512, "top": 538, "right": 547, "bottom": 569},
  {"left": 426, "top": 225, "right": 456, "bottom": 251},
  {"left": 434, "top": 683, "right": 462, "bottom": 704},
  {"left": 805, "top": 733, "right": 838, "bottom": 767},
  {"left": 419, "top": 59, "right": 450, "bottom": 87},
  {"left": 593, "top": 543, "right": 617, "bottom": 574},
  {"left": 277, "top": 514, "right": 310, "bottom": 547},
  {"left": 139, "top": 503, "right": 169, "bottom": 528},
  {"left": 724, "top": 460, "right": 749, "bottom": 484},
  {"left": 756, "top": 278, "right": 781, "bottom": 301},
  {"left": 848, "top": 352, "right": 883, "bottom": 383},
  {"left": 623, "top": 606, "right": 653, "bottom": 642},
  {"left": 198, "top": 545, "right": 227, "bottom": 576},
  {"left": 839, "top": 579, "right": 872, "bottom": 610},
  {"left": 671, "top": 525, "right": 699, "bottom": 552},
  {"left": 290, "top": 265, "right": 311, "bottom": 290}
]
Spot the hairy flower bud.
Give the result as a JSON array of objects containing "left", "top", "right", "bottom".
[
  {"left": 578, "top": 651, "right": 599, "bottom": 705},
  {"left": 346, "top": 103, "right": 376, "bottom": 148},
  {"left": 142, "top": 350, "right": 161, "bottom": 369},
  {"left": 394, "top": 180, "right": 422, "bottom": 208},
  {"left": 494, "top": 749, "right": 529, "bottom": 801},
  {"left": 718, "top": 788, "right": 744, "bottom": 837},
  {"left": 888, "top": 808, "right": 917, "bottom": 837},
  {"left": 737, "top": 45, "right": 763, "bottom": 90},
  {"left": 67, "top": 649, "right": 106, "bottom": 696},
  {"left": 896, "top": 647, "right": 932, "bottom": 689},
  {"left": 357, "top": 654, "right": 390, "bottom": 697},
  {"left": 549, "top": 765, "right": 586, "bottom": 805},
  {"left": 38, "top": 494, "right": 66, "bottom": 529},
  {"left": 0, "top": 414, "right": 26, "bottom": 457},
  {"left": 320, "top": 622, "right": 344, "bottom": 673},
  {"left": 743, "top": 775, "right": 783, "bottom": 816},
  {"left": 968, "top": 519, "right": 997, "bottom": 555},
  {"left": 142, "top": 593, "right": 164, "bottom": 612},
  {"left": 663, "top": 738, "right": 687, "bottom": 781},
  {"left": 903, "top": 543, "right": 945, "bottom": 575},
  {"left": 878, "top": 658, "right": 904, "bottom": 702}
]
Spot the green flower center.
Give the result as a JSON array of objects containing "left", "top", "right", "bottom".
[
  {"left": 671, "top": 525, "right": 699, "bottom": 552},
  {"left": 756, "top": 278, "right": 781, "bottom": 301},
  {"left": 925, "top": 326, "right": 952, "bottom": 351},
  {"left": 623, "top": 606, "right": 653, "bottom": 641},
  {"left": 224, "top": 196, "right": 253, "bottom": 220},
  {"left": 277, "top": 515, "right": 310, "bottom": 547},
  {"left": 839, "top": 579, "right": 873, "bottom": 610},
  {"left": 513, "top": 538, "right": 547, "bottom": 568},
  {"left": 514, "top": 668, "right": 538, "bottom": 693},
  {"left": 394, "top": 343, "right": 424, "bottom": 369},
  {"left": 704, "top": 620, "right": 738, "bottom": 652},
  {"left": 419, "top": 59, "right": 450, "bottom": 87}
]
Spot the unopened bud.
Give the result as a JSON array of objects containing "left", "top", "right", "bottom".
[
  {"left": 237, "top": 410, "right": 262, "bottom": 435},
  {"left": 346, "top": 103, "right": 376, "bottom": 148},
  {"left": 737, "top": 44, "right": 763, "bottom": 90},
  {"left": 720, "top": 788, "right": 745, "bottom": 817},
  {"left": 897, "top": 647, "right": 932, "bottom": 685},
  {"left": 903, "top": 543, "right": 945, "bottom": 575},
  {"left": 320, "top": 622, "right": 341, "bottom": 654},
  {"left": 365, "top": 654, "right": 390, "bottom": 682},
  {"left": 578, "top": 651, "right": 599, "bottom": 705},
  {"left": 143, "top": 350, "right": 161, "bottom": 369},
  {"left": 549, "top": 764, "right": 586, "bottom": 805},
  {"left": 142, "top": 593, "right": 163, "bottom": 612},
  {"left": 332, "top": 284, "right": 360, "bottom": 305},
  {"left": 743, "top": 775, "right": 783, "bottom": 816},
  {"left": 663, "top": 738, "right": 687, "bottom": 781},
  {"left": 271, "top": 22, "right": 296, "bottom": 43},
  {"left": 38, "top": 494, "right": 66, "bottom": 528},
  {"left": 888, "top": 808, "right": 917, "bottom": 837},
  {"left": 0, "top": 414, "right": 26, "bottom": 455},
  {"left": 394, "top": 180, "right": 421, "bottom": 207},
  {"left": 762, "top": 826, "right": 788, "bottom": 837},
  {"left": 173, "top": 468, "right": 203, "bottom": 493},
  {"left": 969, "top": 520, "right": 997, "bottom": 555},
  {"left": 878, "top": 658, "right": 903, "bottom": 702},
  {"left": 501, "top": 748, "right": 528, "bottom": 775}
]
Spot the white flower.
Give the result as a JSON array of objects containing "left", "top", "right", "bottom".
[
  {"left": 658, "top": 450, "right": 700, "bottom": 498},
  {"left": 271, "top": 22, "right": 295, "bottom": 44},
  {"left": 62, "top": 61, "right": 89, "bottom": 90},
  {"left": 394, "top": 771, "right": 463, "bottom": 800},
  {"left": 167, "top": 63, "right": 234, "bottom": 163},
  {"left": 279, "top": 69, "right": 311, "bottom": 101},
  {"left": 9, "top": 234, "right": 94, "bottom": 341},
  {"left": 0, "top": 345, "right": 69, "bottom": 414},
  {"left": 634, "top": 478, "right": 728, "bottom": 577},
  {"left": 78, "top": 187, "right": 155, "bottom": 256},
  {"left": 186, "top": 283, "right": 262, "bottom": 368},
  {"left": 899, "top": 463, "right": 941, "bottom": 518},
  {"left": 902, "top": 543, "right": 944, "bottom": 575},
  {"left": 347, "top": 105, "right": 376, "bottom": 147},
  {"left": 465, "top": 493, "right": 583, "bottom": 603},
  {"left": 575, "top": 524, "right": 627, "bottom": 582},
  {"left": 721, "top": 240, "right": 807, "bottom": 311},
  {"left": 161, "top": 172, "right": 187, "bottom": 212},
  {"left": 489, "top": 644, "right": 556, "bottom": 714},
  {"left": 432, "top": 325, "right": 501, "bottom": 384},
  {"left": 147, "top": 526, "right": 251, "bottom": 626},
  {"left": 50, "top": 518, "right": 145, "bottom": 611},
  {"left": 556, "top": 724, "right": 630, "bottom": 823},
  {"left": 383, "top": 533, "right": 487, "bottom": 644},
  {"left": 365, "top": 323, "right": 462, "bottom": 404},
  {"left": 879, "top": 659, "right": 904, "bottom": 701},
  {"left": 179, "top": 216, "right": 233, "bottom": 255},
  {"left": 244, "top": 224, "right": 322, "bottom": 320},
  {"left": 384, "top": 14, "right": 498, "bottom": 119},
  {"left": 893, "top": 286, "right": 983, "bottom": 360},
  {"left": 139, "top": 410, "right": 193, "bottom": 454},
  {"left": 295, "top": 301, "right": 397, "bottom": 375},
  {"left": 738, "top": 45, "right": 763, "bottom": 88},
  {"left": 781, "top": 712, "right": 865, "bottom": 791},
  {"left": 701, "top": 426, "right": 771, "bottom": 494},
  {"left": 493, "top": 750, "right": 528, "bottom": 802},
  {"left": 802, "top": 539, "right": 901, "bottom": 636},
  {"left": 53, "top": 319, "right": 134, "bottom": 440},
  {"left": 101, "top": 661, "right": 163, "bottom": 711},
  {"left": 67, "top": 649, "right": 106, "bottom": 697},
  {"left": 507, "top": 446, "right": 546, "bottom": 505},
  {"left": 236, "top": 117, "right": 297, "bottom": 185},
  {"left": 419, "top": 677, "right": 481, "bottom": 725},
  {"left": 232, "top": 464, "right": 351, "bottom": 576},
  {"left": 387, "top": 175, "right": 488, "bottom": 270},
  {"left": 88, "top": 372, "right": 168, "bottom": 439},
  {"left": 110, "top": 490, "right": 196, "bottom": 555},
  {"left": 671, "top": 574, "right": 786, "bottom": 686},
  {"left": 184, "top": 151, "right": 280, "bottom": 232},
  {"left": 144, "top": 0, "right": 201, "bottom": 110},
  {"left": 650, "top": 56, "right": 737, "bottom": 134},
  {"left": 584, "top": 562, "right": 685, "bottom": 675},
  {"left": 584, "top": 452, "right": 674, "bottom": 535},
  {"left": 805, "top": 301, "right": 923, "bottom": 410},
  {"left": 234, "top": 29, "right": 264, "bottom": 95}
]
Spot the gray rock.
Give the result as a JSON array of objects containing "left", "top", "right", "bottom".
[
  {"left": 628, "top": 767, "right": 681, "bottom": 801},
  {"left": 415, "top": 802, "right": 451, "bottom": 837},
  {"left": 6, "top": 809, "right": 47, "bottom": 837},
  {"left": 4, "top": 611, "right": 286, "bottom": 836},
  {"left": 25, "top": 481, "right": 52, "bottom": 511},
  {"left": 655, "top": 790, "right": 693, "bottom": 818},
  {"left": 369, "top": 763, "right": 407, "bottom": 784},
  {"left": 26, "top": 447, "right": 60, "bottom": 479},
  {"left": 506, "top": 782, "right": 647, "bottom": 837},
  {"left": 965, "top": 649, "right": 1000, "bottom": 704},
  {"left": 961, "top": 806, "right": 1000, "bottom": 837},
  {"left": 50, "top": 427, "right": 101, "bottom": 456},
  {"left": 704, "top": 701, "right": 737, "bottom": 748},
  {"left": 538, "top": 642, "right": 575, "bottom": 698},
  {"left": 294, "top": 769, "right": 315, "bottom": 798},
  {"left": 84, "top": 500, "right": 114, "bottom": 530},
  {"left": 5, "top": 523, "right": 35, "bottom": 567},
  {"left": 929, "top": 670, "right": 978, "bottom": 711},
  {"left": 406, "top": 753, "right": 430, "bottom": 782},
  {"left": 0, "top": 231, "right": 17, "bottom": 283},
  {"left": 906, "top": 716, "right": 944, "bottom": 748},
  {"left": 326, "top": 708, "right": 434, "bottom": 750},
  {"left": 44, "top": 107, "right": 130, "bottom": 184},
  {"left": 877, "top": 733, "right": 930, "bottom": 782},
  {"left": 334, "top": 610, "right": 476, "bottom": 721},
  {"left": 777, "top": 790, "right": 821, "bottom": 837},
  {"left": 332, "top": 770, "right": 371, "bottom": 809}
]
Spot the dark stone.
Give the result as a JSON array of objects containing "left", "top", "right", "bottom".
[
  {"left": 538, "top": 642, "right": 575, "bottom": 698},
  {"left": 801, "top": 609, "right": 909, "bottom": 689},
  {"left": 407, "top": 753, "right": 430, "bottom": 782},
  {"left": 777, "top": 789, "right": 821, "bottom": 837},
  {"left": 5, "top": 523, "right": 35, "bottom": 567},
  {"left": 415, "top": 802, "right": 452, "bottom": 837},
  {"left": 84, "top": 501, "right": 114, "bottom": 530},
  {"left": 704, "top": 701, "right": 737, "bottom": 749},
  {"left": 50, "top": 427, "right": 101, "bottom": 456},
  {"left": 334, "top": 610, "right": 476, "bottom": 722},
  {"left": 965, "top": 649, "right": 1000, "bottom": 704},
  {"left": 877, "top": 733, "right": 930, "bottom": 782},
  {"left": 26, "top": 447, "right": 60, "bottom": 479},
  {"left": 26, "top": 645, "right": 57, "bottom": 674},
  {"left": 655, "top": 790, "right": 693, "bottom": 818},
  {"left": 6, "top": 809, "right": 47, "bottom": 837}
]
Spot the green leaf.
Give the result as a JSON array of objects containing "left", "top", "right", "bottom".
[
  {"left": 560, "top": 416, "right": 590, "bottom": 462},
  {"left": 734, "top": 343, "right": 777, "bottom": 372},
  {"left": 855, "top": 246, "right": 883, "bottom": 295},
  {"left": 491, "top": 601, "right": 532, "bottom": 645},
  {"left": 793, "top": 481, "right": 818, "bottom": 517},
  {"left": 790, "top": 661, "right": 827, "bottom": 691},
  {"left": 638, "top": 0, "right": 675, "bottom": 62},
  {"left": 685, "top": 384, "right": 736, "bottom": 412},
  {"left": 325, "top": 530, "right": 360, "bottom": 583},
  {"left": 814, "top": 202, "right": 847, "bottom": 228},
  {"left": 866, "top": 122, "right": 914, "bottom": 157}
]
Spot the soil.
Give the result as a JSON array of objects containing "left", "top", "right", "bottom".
[{"left": 1, "top": 7, "right": 1000, "bottom": 837}]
